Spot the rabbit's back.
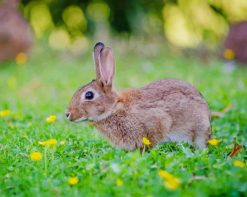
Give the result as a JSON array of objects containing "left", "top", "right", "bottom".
[
  {"left": 140, "top": 78, "right": 210, "bottom": 127},
  {"left": 138, "top": 79, "right": 211, "bottom": 143},
  {"left": 141, "top": 78, "right": 202, "bottom": 100}
]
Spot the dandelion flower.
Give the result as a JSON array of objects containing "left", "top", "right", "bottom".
[
  {"left": 68, "top": 177, "right": 79, "bottom": 185},
  {"left": 0, "top": 110, "right": 10, "bottom": 117},
  {"left": 159, "top": 170, "right": 175, "bottom": 180},
  {"left": 159, "top": 170, "right": 181, "bottom": 190},
  {"left": 15, "top": 52, "right": 28, "bottom": 64},
  {"left": 46, "top": 115, "right": 56, "bottom": 123},
  {"left": 208, "top": 138, "right": 220, "bottom": 146},
  {"left": 233, "top": 160, "right": 245, "bottom": 168},
  {"left": 224, "top": 49, "right": 235, "bottom": 60},
  {"left": 142, "top": 137, "right": 151, "bottom": 146},
  {"left": 39, "top": 139, "right": 57, "bottom": 146},
  {"left": 30, "top": 151, "right": 42, "bottom": 161},
  {"left": 116, "top": 178, "right": 123, "bottom": 187},
  {"left": 164, "top": 178, "right": 181, "bottom": 190}
]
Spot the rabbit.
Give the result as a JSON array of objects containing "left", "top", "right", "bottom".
[
  {"left": 0, "top": 0, "right": 33, "bottom": 62},
  {"left": 66, "top": 42, "right": 211, "bottom": 150},
  {"left": 224, "top": 21, "right": 247, "bottom": 64}
]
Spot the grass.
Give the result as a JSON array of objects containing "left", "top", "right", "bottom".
[{"left": 0, "top": 43, "right": 246, "bottom": 197}]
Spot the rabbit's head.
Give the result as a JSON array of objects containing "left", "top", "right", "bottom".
[{"left": 66, "top": 42, "right": 117, "bottom": 122}]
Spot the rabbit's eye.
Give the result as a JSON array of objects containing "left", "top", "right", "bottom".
[{"left": 85, "top": 91, "right": 94, "bottom": 100}]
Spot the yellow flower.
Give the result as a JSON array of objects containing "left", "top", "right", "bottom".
[
  {"left": 0, "top": 110, "right": 10, "bottom": 117},
  {"left": 159, "top": 170, "right": 175, "bottom": 180},
  {"left": 164, "top": 178, "right": 181, "bottom": 190},
  {"left": 68, "top": 177, "right": 79, "bottom": 185},
  {"left": 39, "top": 139, "right": 57, "bottom": 146},
  {"left": 116, "top": 178, "right": 123, "bottom": 187},
  {"left": 208, "top": 138, "right": 220, "bottom": 146},
  {"left": 233, "top": 160, "right": 245, "bottom": 168},
  {"left": 60, "top": 140, "right": 65, "bottom": 145},
  {"left": 224, "top": 49, "right": 235, "bottom": 60},
  {"left": 30, "top": 151, "right": 42, "bottom": 161},
  {"left": 46, "top": 115, "right": 56, "bottom": 123},
  {"left": 159, "top": 170, "right": 181, "bottom": 190},
  {"left": 142, "top": 137, "right": 151, "bottom": 146},
  {"left": 15, "top": 52, "right": 28, "bottom": 64}
]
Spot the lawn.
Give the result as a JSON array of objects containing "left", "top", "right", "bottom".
[{"left": 0, "top": 43, "right": 246, "bottom": 197}]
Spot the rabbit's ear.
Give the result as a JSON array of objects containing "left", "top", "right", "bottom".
[
  {"left": 93, "top": 42, "right": 105, "bottom": 81},
  {"left": 98, "top": 47, "right": 115, "bottom": 86}
]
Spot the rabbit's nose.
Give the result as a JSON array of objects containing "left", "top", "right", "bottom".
[{"left": 65, "top": 112, "right": 71, "bottom": 119}]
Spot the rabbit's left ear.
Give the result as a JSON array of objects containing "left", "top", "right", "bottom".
[{"left": 98, "top": 47, "right": 115, "bottom": 86}]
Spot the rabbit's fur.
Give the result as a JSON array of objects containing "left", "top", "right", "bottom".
[{"left": 67, "top": 42, "right": 211, "bottom": 150}]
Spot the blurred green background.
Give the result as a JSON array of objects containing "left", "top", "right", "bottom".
[{"left": 18, "top": 0, "right": 247, "bottom": 50}]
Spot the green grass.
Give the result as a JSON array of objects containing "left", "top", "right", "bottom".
[{"left": 0, "top": 44, "right": 246, "bottom": 197}]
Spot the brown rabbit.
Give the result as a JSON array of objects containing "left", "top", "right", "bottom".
[
  {"left": 66, "top": 42, "right": 211, "bottom": 150},
  {"left": 0, "top": 0, "right": 33, "bottom": 62},
  {"left": 223, "top": 21, "right": 247, "bottom": 64}
]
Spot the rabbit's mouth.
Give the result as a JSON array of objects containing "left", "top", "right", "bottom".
[
  {"left": 66, "top": 111, "right": 88, "bottom": 122},
  {"left": 73, "top": 117, "right": 88, "bottom": 122}
]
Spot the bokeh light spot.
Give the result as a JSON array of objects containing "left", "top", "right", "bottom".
[
  {"left": 62, "top": 6, "right": 87, "bottom": 32},
  {"left": 87, "top": 2, "right": 110, "bottom": 22},
  {"left": 163, "top": 5, "right": 201, "bottom": 48},
  {"left": 48, "top": 28, "right": 70, "bottom": 50},
  {"left": 28, "top": 2, "right": 54, "bottom": 38}
]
